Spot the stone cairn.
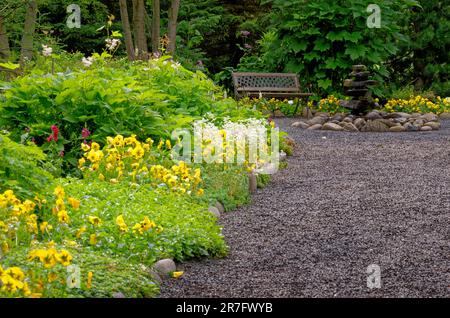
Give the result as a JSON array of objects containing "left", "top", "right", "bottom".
[
  {"left": 291, "top": 65, "right": 442, "bottom": 132},
  {"left": 339, "top": 65, "right": 379, "bottom": 115}
]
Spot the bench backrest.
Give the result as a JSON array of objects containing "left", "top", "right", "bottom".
[{"left": 232, "top": 72, "right": 300, "bottom": 97}]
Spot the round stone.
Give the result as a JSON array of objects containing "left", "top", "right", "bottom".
[
  {"left": 113, "top": 292, "right": 126, "bottom": 298},
  {"left": 420, "top": 126, "right": 433, "bottom": 132},
  {"left": 208, "top": 206, "right": 221, "bottom": 218},
  {"left": 153, "top": 259, "right": 176, "bottom": 276},
  {"left": 322, "top": 122, "right": 344, "bottom": 131},
  {"left": 215, "top": 201, "right": 225, "bottom": 214},
  {"left": 307, "top": 124, "right": 323, "bottom": 130}
]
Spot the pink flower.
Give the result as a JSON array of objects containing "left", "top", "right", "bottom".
[
  {"left": 82, "top": 128, "right": 91, "bottom": 139},
  {"left": 59, "top": 150, "right": 65, "bottom": 157},
  {"left": 47, "top": 125, "right": 59, "bottom": 142},
  {"left": 241, "top": 30, "right": 251, "bottom": 37}
]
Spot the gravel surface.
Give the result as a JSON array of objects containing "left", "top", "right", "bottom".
[{"left": 160, "top": 119, "right": 450, "bottom": 298}]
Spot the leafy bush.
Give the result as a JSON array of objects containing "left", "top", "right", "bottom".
[
  {"left": 0, "top": 135, "right": 53, "bottom": 198},
  {"left": 0, "top": 57, "right": 259, "bottom": 174},
  {"left": 238, "top": 0, "right": 421, "bottom": 95}
]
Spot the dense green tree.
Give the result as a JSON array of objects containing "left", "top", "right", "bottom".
[{"left": 238, "top": 0, "right": 421, "bottom": 96}]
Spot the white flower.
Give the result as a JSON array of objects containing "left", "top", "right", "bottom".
[
  {"left": 288, "top": 100, "right": 294, "bottom": 105},
  {"left": 42, "top": 45, "right": 53, "bottom": 57},
  {"left": 105, "top": 38, "right": 120, "bottom": 51},
  {"left": 82, "top": 56, "right": 94, "bottom": 67}
]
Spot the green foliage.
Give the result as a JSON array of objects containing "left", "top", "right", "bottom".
[
  {"left": 1, "top": 247, "right": 159, "bottom": 298},
  {"left": 391, "top": 1, "right": 450, "bottom": 96},
  {"left": 0, "top": 57, "right": 255, "bottom": 175},
  {"left": 59, "top": 178, "right": 228, "bottom": 263},
  {"left": 0, "top": 134, "right": 53, "bottom": 198},
  {"left": 239, "top": 0, "right": 420, "bottom": 96},
  {"left": 199, "top": 164, "right": 250, "bottom": 212}
]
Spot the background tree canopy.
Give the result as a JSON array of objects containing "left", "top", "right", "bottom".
[{"left": 0, "top": 0, "right": 449, "bottom": 97}]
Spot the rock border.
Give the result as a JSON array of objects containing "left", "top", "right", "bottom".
[{"left": 291, "top": 111, "right": 446, "bottom": 132}]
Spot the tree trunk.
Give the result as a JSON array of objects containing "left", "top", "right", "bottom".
[
  {"left": 119, "top": 0, "right": 135, "bottom": 61},
  {"left": 134, "top": 0, "right": 148, "bottom": 59},
  {"left": 0, "top": 16, "right": 10, "bottom": 62},
  {"left": 167, "top": 0, "right": 180, "bottom": 55},
  {"left": 151, "top": 0, "right": 160, "bottom": 53},
  {"left": 20, "top": 0, "right": 38, "bottom": 64}
]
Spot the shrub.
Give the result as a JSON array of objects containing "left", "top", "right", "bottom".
[{"left": 0, "top": 135, "right": 53, "bottom": 198}]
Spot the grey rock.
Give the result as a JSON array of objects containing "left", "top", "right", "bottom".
[
  {"left": 322, "top": 123, "right": 344, "bottom": 131},
  {"left": 343, "top": 117, "right": 354, "bottom": 123},
  {"left": 307, "top": 124, "right": 323, "bottom": 130},
  {"left": 439, "top": 112, "right": 450, "bottom": 120},
  {"left": 302, "top": 107, "right": 314, "bottom": 119},
  {"left": 273, "top": 110, "right": 284, "bottom": 117},
  {"left": 354, "top": 118, "right": 366, "bottom": 129},
  {"left": 420, "top": 126, "right": 433, "bottom": 132},
  {"left": 307, "top": 116, "right": 327, "bottom": 126},
  {"left": 153, "top": 259, "right": 176, "bottom": 276},
  {"left": 361, "top": 120, "right": 390, "bottom": 132},
  {"left": 148, "top": 269, "right": 163, "bottom": 284},
  {"left": 424, "top": 122, "right": 441, "bottom": 130},
  {"left": 366, "top": 112, "right": 383, "bottom": 120},
  {"left": 341, "top": 122, "right": 359, "bottom": 132},
  {"left": 378, "top": 119, "right": 398, "bottom": 128},
  {"left": 414, "top": 119, "right": 425, "bottom": 127},
  {"left": 411, "top": 113, "right": 421, "bottom": 118},
  {"left": 389, "top": 125, "right": 406, "bottom": 132},
  {"left": 331, "top": 113, "right": 344, "bottom": 122},
  {"left": 404, "top": 123, "right": 419, "bottom": 132},
  {"left": 216, "top": 201, "right": 225, "bottom": 214},
  {"left": 291, "top": 121, "right": 310, "bottom": 129},
  {"left": 395, "top": 117, "right": 408, "bottom": 124},
  {"left": 330, "top": 120, "right": 340, "bottom": 124},
  {"left": 315, "top": 112, "right": 330, "bottom": 118},
  {"left": 420, "top": 113, "right": 438, "bottom": 122},
  {"left": 113, "top": 292, "right": 126, "bottom": 298},
  {"left": 209, "top": 206, "right": 221, "bottom": 218}
]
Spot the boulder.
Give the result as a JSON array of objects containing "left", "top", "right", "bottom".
[
  {"left": 208, "top": 206, "right": 221, "bottom": 218},
  {"left": 354, "top": 118, "right": 366, "bottom": 129},
  {"left": 291, "top": 121, "right": 310, "bottom": 129},
  {"left": 302, "top": 107, "right": 314, "bottom": 119},
  {"left": 341, "top": 122, "right": 359, "bottom": 132},
  {"left": 403, "top": 123, "right": 419, "bottom": 132},
  {"left": 389, "top": 126, "right": 406, "bottom": 132},
  {"left": 420, "top": 113, "right": 438, "bottom": 122},
  {"left": 420, "top": 126, "right": 433, "bottom": 132},
  {"left": 365, "top": 111, "right": 383, "bottom": 120},
  {"left": 322, "top": 123, "right": 344, "bottom": 131},
  {"left": 153, "top": 259, "right": 176, "bottom": 276},
  {"left": 439, "top": 112, "right": 450, "bottom": 120},
  {"left": 424, "top": 122, "right": 441, "bottom": 130},
  {"left": 307, "top": 124, "right": 323, "bottom": 130},
  {"left": 361, "top": 120, "right": 390, "bottom": 132},
  {"left": 307, "top": 116, "right": 327, "bottom": 126}
]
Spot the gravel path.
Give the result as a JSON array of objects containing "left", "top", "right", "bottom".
[{"left": 160, "top": 119, "right": 450, "bottom": 298}]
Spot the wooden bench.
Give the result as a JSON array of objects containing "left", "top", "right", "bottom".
[{"left": 232, "top": 72, "right": 313, "bottom": 115}]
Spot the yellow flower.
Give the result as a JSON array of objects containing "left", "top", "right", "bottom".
[
  {"left": 42, "top": 251, "right": 57, "bottom": 269},
  {"left": 110, "top": 178, "right": 119, "bottom": 184},
  {"left": 57, "top": 210, "right": 70, "bottom": 224},
  {"left": 172, "top": 271, "right": 184, "bottom": 279},
  {"left": 89, "top": 234, "right": 97, "bottom": 245},
  {"left": 5, "top": 267, "right": 25, "bottom": 281},
  {"left": 76, "top": 226, "right": 86, "bottom": 238},
  {"left": 88, "top": 216, "right": 102, "bottom": 226},
  {"left": 141, "top": 216, "right": 156, "bottom": 231},
  {"left": 78, "top": 157, "right": 86, "bottom": 168},
  {"left": 112, "top": 135, "right": 124, "bottom": 147},
  {"left": 98, "top": 173, "right": 105, "bottom": 181},
  {"left": 87, "top": 271, "right": 93, "bottom": 289},
  {"left": 54, "top": 186, "right": 65, "bottom": 198},
  {"left": 131, "top": 146, "right": 145, "bottom": 159},
  {"left": 56, "top": 250, "right": 72, "bottom": 266},
  {"left": 91, "top": 142, "right": 100, "bottom": 151},
  {"left": 165, "top": 139, "right": 172, "bottom": 150},
  {"left": 81, "top": 143, "right": 90, "bottom": 152},
  {"left": 39, "top": 221, "right": 53, "bottom": 234},
  {"left": 116, "top": 215, "right": 128, "bottom": 233},
  {"left": 68, "top": 197, "right": 80, "bottom": 210},
  {"left": 157, "top": 139, "right": 164, "bottom": 150},
  {"left": 196, "top": 189, "right": 204, "bottom": 196}
]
